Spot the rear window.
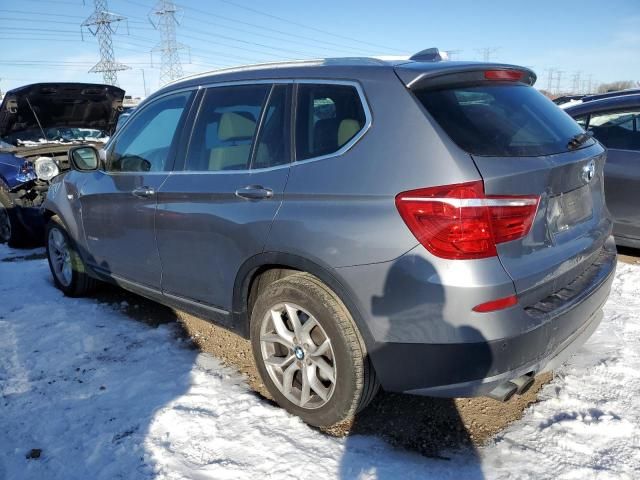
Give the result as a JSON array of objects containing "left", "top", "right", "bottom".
[{"left": 415, "top": 84, "right": 589, "bottom": 157}]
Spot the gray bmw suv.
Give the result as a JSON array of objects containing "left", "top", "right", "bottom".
[{"left": 43, "top": 51, "right": 616, "bottom": 428}]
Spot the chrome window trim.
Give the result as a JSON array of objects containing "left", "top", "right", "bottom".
[
  {"left": 291, "top": 79, "right": 372, "bottom": 166},
  {"left": 107, "top": 78, "right": 372, "bottom": 175},
  {"left": 169, "top": 162, "right": 291, "bottom": 175}
]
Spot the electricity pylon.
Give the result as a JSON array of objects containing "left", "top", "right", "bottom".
[{"left": 82, "top": 0, "right": 130, "bottom": 86}]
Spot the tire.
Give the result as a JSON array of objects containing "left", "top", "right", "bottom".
[
  {"left": 45, "top": 216, "right": 98, "bottom": 297},
  {"left": 0, "top": 184, "right": 28, "bottom": 248},
  {"left": 250, "top": 272, "right": 379, "bottom": 428}
]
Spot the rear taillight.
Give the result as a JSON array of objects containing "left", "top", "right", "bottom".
[
  {"left": 484, "top": 69, "right": 523, "bottom": 81},
  {"left": 395, "top": 181, "right": 539, "bottom": 260}
]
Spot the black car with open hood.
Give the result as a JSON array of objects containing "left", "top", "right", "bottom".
[
  {"left": 0, "top": 82, "right": 124, "bottom": 144},
  {"left": 0, "top": 82, "right": 125, "bottom": 247}
]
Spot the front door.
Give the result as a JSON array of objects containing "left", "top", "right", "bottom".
[
  {"left": 156, "top": 83, "right": 291, "bottom": 311},
  {"left": 79, "top": 91, "right": 194, "bottom": 288}
]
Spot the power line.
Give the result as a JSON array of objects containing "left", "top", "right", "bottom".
[
  {"left": 212, "top": 0, "right": 404, "bottom": 53},
  {"left": 158, "top": 2, "right": 380, "bottom": 55},
  {"left": 82, "top": 0, "right": 130, "bottom": 85},
  {"left": 555, "top": 70, "right": 564, "bottom": 94},
  {"left": 571, "top": 71, "right": 582, "bottom": 94},
  {"left": 18, "top": 0, "right": 79, "bottom": 5},
  {"left": 149, "top": 0, "right": 186, "bottom": 85},
  {"left": 546, "top": 68, "right": 556, "bottom": 92},
  {"left": 0, "top": 9, "right": 86, "bottom": 19},
  {"left": 445, "top": 49, "right": 463, "bottom": 60},
  {"left": 476, "top": 47, "right": 500, "bottom": 62}
]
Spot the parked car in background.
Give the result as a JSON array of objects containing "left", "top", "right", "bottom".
[
  {"left": 565, "top": 93, "right": 640, "bottom": 248},
  {"left": 558, "top": 88, "right": 640, "bottom": 110},
  {"left": 43, "top": 51, "right": 616, "bottom": 428},
  {"left": 0, "top": 83, "right": 124, "bottom": 246},
  {"left": 553, "top": 94, "right": 586, "bottom": 106}
]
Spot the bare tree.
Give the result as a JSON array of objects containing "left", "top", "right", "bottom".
[{"left": 597, "top": 80, "right": 638, "bottom": 93}]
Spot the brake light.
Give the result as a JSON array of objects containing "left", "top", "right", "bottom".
[
  {"left": 473, "top": 295, "right": 518, "bottom": 313},
  {"left": 484, "top": 70, "right": 523, "bottom": 81},
  {"left": 395, "top": 181, "right": 539, "bottom": 260}
]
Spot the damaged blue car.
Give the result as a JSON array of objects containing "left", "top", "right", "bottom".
[{"left": 0, "top": 82, "right": 124, "bottom": 246}]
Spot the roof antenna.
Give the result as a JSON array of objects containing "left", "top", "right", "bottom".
[
  {"left": 410, "top": 48, "right": 449, "bottom": 62},
  {"left": 25, "top": 97, "right": 48, "bottom": 141}
]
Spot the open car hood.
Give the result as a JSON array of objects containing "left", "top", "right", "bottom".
[{"left": 0, "top": 82, "right": 125, "bottom": 142}]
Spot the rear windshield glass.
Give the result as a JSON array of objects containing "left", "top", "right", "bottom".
[{"left": 415, "top": 84, "right": 590, "bottom": 157}]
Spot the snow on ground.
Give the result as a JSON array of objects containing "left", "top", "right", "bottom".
[{"left": 0, "top": 244, "right": 639, "bottom": 479}]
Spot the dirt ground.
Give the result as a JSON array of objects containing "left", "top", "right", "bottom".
[
  {"left": 177, "top": 310, "right": 551, "bottom": 457},
  {"left": 617, "top": 246, "right": 640, "bottom": 266},
  {"left": 46, "top": 244, "right": 639, "bottom": 458}
]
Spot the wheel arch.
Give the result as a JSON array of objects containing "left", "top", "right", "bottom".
[{"left": 232, "top": 252, "right": 376, "bottom": 350}]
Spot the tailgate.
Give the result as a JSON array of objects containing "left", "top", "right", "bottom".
[
  {"left": 473, "top": 145, "right": 612, "bottom": 305},
  {"left": 406, "top": 67, "right": 614, "bottom": 305}
]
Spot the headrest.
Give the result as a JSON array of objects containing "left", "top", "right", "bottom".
[
  {"left": 338, "top": 119, "right": 361, "bottom": 146},
  {"left": 218, "top": 112, "right": 256, "bottom": 141}
]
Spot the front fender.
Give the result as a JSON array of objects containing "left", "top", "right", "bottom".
[{"left": 43, "top": 171, "right": 92, "bottom": 261}]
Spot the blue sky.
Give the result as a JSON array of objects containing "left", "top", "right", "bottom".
[{"left": 1, "top": 0, "right": 638, "bottom": 97}]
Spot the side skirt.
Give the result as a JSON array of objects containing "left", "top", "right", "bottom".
[{"left": 90, "top": 266, "right": 241, "bottom": 335}]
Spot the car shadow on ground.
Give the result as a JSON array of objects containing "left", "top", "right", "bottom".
[
  {"left": 83, "top": 276, "right": 488, "bottom": 476},
  {"left": 0, "top": 247, "right": 198, "bottom": 479},
  {"left": 337, "top": 254, "right": 488, "bottom": 478}
]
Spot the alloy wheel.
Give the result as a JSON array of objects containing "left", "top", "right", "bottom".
[
  {"left": 48, "top": 228, "right": 73, "bottom": 287},
  {"left": 260, "top": 302, "right": 337, "bottom": 409}
]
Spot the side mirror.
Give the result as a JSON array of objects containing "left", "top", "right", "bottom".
[{"left": 68, "top": 146, "right": 100, "bottom": 171}]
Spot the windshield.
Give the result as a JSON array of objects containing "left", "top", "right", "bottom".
[
  {"left": 415, "top": 84, "right": 591, "bottom": 157},
  {"left": 3, "top": 127, "right": 108, "bottom": 146}
]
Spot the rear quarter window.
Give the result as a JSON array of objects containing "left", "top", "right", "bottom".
[
  {"left": 415, "top": 84, "right": 589, "bottom": 157},
  {"left": 295, "top": 84, "right": 367, "bottom": 161}
]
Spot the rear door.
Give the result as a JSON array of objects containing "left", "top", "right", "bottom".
[
  {"left": 156, "top": 83, "right": 291, "bottom": 311},
  {"left": 410, "top": 76, "right": 611, "bottom": 305},
  {"left": 586, "top": 109, "right": 640, "bottom": 243}
]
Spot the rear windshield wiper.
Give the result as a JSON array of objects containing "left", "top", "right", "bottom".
[{"left": 567, "top": 131, "right": 593, "bottom": 150}]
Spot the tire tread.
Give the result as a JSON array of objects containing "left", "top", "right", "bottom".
[
  {"left": 251, "top": 271, "right": 379, "bottom": 427},
  {"left": 47, "top": 216, "right": 98, "bottom": 296}
]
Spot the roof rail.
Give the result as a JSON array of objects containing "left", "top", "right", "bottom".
[{"left": 409, "top": 48, "right": 449, "bottom": 62}]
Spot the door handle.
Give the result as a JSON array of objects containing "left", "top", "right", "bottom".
[
  {"left": 235, "top": 185, "right": 273, "bottom": 200},
  {"left": 132, "top": 186, "right": 155, "bottom": 198}
]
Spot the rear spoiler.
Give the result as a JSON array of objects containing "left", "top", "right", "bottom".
[{"left": 394, "top": 62, "right": 537, "bottom": 91}]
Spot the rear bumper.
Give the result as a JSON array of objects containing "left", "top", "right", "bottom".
[{"left": 366, "top": 239, "right": 617, "bottom": 396}]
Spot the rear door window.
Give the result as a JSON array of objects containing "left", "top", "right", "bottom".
[
  {"left": 415, "top": 84, "right": 589, "bottom": 156},
  {"left": 252, "top": 85, "right": 290, "bottom": 169},
  {"left": 185, "top": 84, "right": 269, "bottom": 172},
  {"left": 295, "top": 84, "right": 367, "bottom": 161},
  {"left": 587, "top": 110, "right": 640, "bottom": 151}
]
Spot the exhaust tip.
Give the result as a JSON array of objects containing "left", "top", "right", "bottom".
[
  {"left": 487, "top": 373, "right": 537, "bottom": 402},
  {"left": 510, "top": 373, "right": 535, "bottom": 395},
  {"left": 487, "top": 381, "right": 518, "bottom": 402}
]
